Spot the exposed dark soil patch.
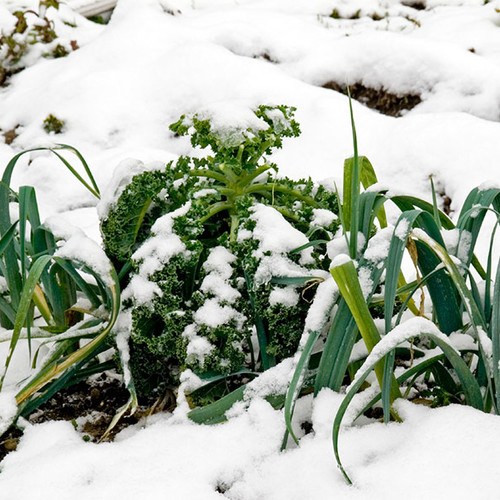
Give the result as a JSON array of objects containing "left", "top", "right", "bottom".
[
  {"left": 301, "top": 420, "right": 313, "bottom": 435},
  {"left": 439, "top": 191, "right": 452, "bottom": 216},
  {"left": 322, "top": 81, "right": 422, "bottom": 117},
  {"left": 0, "top": 428, "right": 23, "bottom": 463},
  {"left": 0, "top": 375, "right": 156, "bottom": 464},
  {"left": 2, "top": 127, "right": 19, "bottom": 145},
  {"left": 401, "top": 0, "right": 426, "bottom": 10},
  {"left": 253, "top": 52, "right": 278, "bottom": 64}
]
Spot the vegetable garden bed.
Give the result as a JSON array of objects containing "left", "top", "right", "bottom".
[{"left": 1, "top": 1, "right": 500, "bottom": 498}]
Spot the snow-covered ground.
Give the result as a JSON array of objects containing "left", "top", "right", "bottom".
[{"left": 1, "top": 0, "right": 500, "bottom": 498}]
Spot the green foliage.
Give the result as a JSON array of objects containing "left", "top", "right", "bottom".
[
  {"left": 0, "top": 1, "right": 77, "bottom": 86},
  {"left": 281, "top": 96, "right": 500, "bottom": 484},
  {"left": 43, "top": 114, "right": 65, "bottom": 134},
  {"left": 101, "top": 105, "right": 340, "bottom": 399},
  {"left": 0, "top": 147, "right": 122, "bottom": 437},
  {"left": 180, "top": 99, "right": 500, "bottom": 484}
]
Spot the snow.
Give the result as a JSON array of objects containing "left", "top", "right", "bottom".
[
  {"left": 182, "top": 324, "right": 215, "bottom": 364},
  {"left": 269, "top": 286, "right": 300, "bottom": 307},
  {"left": 0, "top": 391, "right": 17, "bottom": 437},
  {"left": 97, "top": 158, "right": 169, "bottom": 219},
  {"left": 125, "top": 202, "right": 191, "bottom": 304},
  {"left": 45, "top": 215, "right": 115, "bottom": 286},
  {"left": 1, "top": 0, "right": 500, "bottom": 497},
  {"left": 310, "top": 207, "right": 338, "bottom": 228},
  {"left": 302, "top": 275, "right": 338, "bottom": 335},
  {"left": 193, "top": 298, "right": 244, "bottom": 328}
]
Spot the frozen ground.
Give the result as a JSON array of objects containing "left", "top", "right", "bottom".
[{"left": 0, "top": 0, "right": 500, "bottom": 498}]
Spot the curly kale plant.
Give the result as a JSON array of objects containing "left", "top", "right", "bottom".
[{"left": 100, "top": 105, "right": 340, "bottom": 398}]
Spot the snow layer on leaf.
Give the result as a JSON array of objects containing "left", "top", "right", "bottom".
[
  {"left": 269, "top": 286, "right": 299, "bottom": 307},
  {"left": 251, "top": 204, "right": 309, "bottom": 254},
  {"left": 302, "top": 276, "right": 338, "bottom": 337},
  {"left": 193, "top": 299, "right": 244, "bottom": 329},
  {"left": 349, "top": 317, "right": 447, "bottom": 390},
  {"left": 182, "top": 324, "right": 214, "bottom": 364},
  {"left": 244, "top": 357, "right": 296, "bottom": 400},
  {"left": 129, "top": 202, "right": 191, "bottom": 300},
  {"left": 248, "top": 204, "right": 317, "bottom": 284},
  {"left": 45, "top": 215, "right": 114, "bottom": 286},
  {"left": 310, "top": 208, "right": 338, "bottom": 228},
  {"left": 97, "top": 159, "right": 166, "bottom": 219}
]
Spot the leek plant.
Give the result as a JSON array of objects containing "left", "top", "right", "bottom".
[
  {"left": 285, "top": 97, "right": 500, "bottom": 483},
  {"left": 0, "top": 146, "right": 124, "bottom": 436}
]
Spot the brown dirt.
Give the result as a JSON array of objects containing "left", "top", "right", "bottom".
[
  {"left": 322, "top": 81, "right": 422, "bottom": 117},
  {"left": 401, "top": 0, "right": 426, "bottom": 10},
  {"left": 0, "top": 375, "right": 153, "bottom": 464},
  {"left": 2, "top": 128, "right": 19, "bottom": 145}
]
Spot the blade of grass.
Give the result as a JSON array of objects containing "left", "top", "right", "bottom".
[
  {"left": 0, "top": 220, "right": 18, "bottom": 256},
  {"left": 346, "top": 89, "right": 360, "bottom": 258},
  {"left": 53, "top": 257, "right": 101, "bottom": 308},
  {"left": 429, "top": 176, "right": 442, "bottom": 232},
  {"left": 245, "top": 271, "right": 275, "bottom": 370},
  {"left": 53, "top": 144, "right": 100, "bottom": 197}
]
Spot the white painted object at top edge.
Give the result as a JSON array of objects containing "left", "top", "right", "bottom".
[{"left": 66, "top": 0, "right": 117, "bottom": 17}]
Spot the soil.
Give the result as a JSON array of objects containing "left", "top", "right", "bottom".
[
  {"left": 0, "top": 375, "right": 155, "bottom": 464},
  {"left": 401, "top": 0, "right": 426, "bottom": 10},
  {"left": 2, "top": 127, "right": 18, "bottom": 145},
  {"left": 322, "top": 81, "right": 422, "bottom": 117}
]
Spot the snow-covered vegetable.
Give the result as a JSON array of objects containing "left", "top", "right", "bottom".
[
  {"left": 100, "top": 105, "right": 340, "bottom": 397},
  {"left": 0, "top": 1, "right": 78, "bottom": 86}
]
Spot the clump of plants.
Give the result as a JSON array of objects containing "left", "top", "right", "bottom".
[
  {"left": 0, "top": 0, "right": 78, "bottom": 86},
  {"left": 100, "top": 105, "right": 340, "bottom": 400},
  {"left": 282, "top": 99, "right": 500, "bottom": 484},
  {"left": 43, "top": 113, "right": 65, "bottom": 134},
  {"left": 0, "top": 146, "right": 120, "bottom": 436},
  {"left": 1, "top": 100, "right": 498, "bottom": 487},
  {"left": 178, "top": 100, "right": 499, "bottom": 487}
]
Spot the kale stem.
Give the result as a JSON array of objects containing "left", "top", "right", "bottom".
[
  {"left": 245, "top": 184, "right": 318, "bottom": 207},
  {"left": 218, "top": 164, "right": 239, "bottom": 184},
  {"left": 199, "top": 202, "right": 233, "bottom": 224},
  {"left": 241, "top": 163, "right": 273, "bottom": 185},
  {"left": 229, "top": 212, "right": 240, "bottom": 243},
  {"left": 236, "top": 144, "right": 244, "bottom": 165},
  {"left": 188, "top": 169, "right": 228, "bottom": 184},
  {"left": 248, "top": 138, "right": 273, "bottom": 164}
]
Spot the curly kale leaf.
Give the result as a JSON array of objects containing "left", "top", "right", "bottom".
[
  {"left": 169, "top": 105, "right": 300, "bottom": 173},
  {"left": 101, "top": 157, "right": 193, "bottom": 267}
]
